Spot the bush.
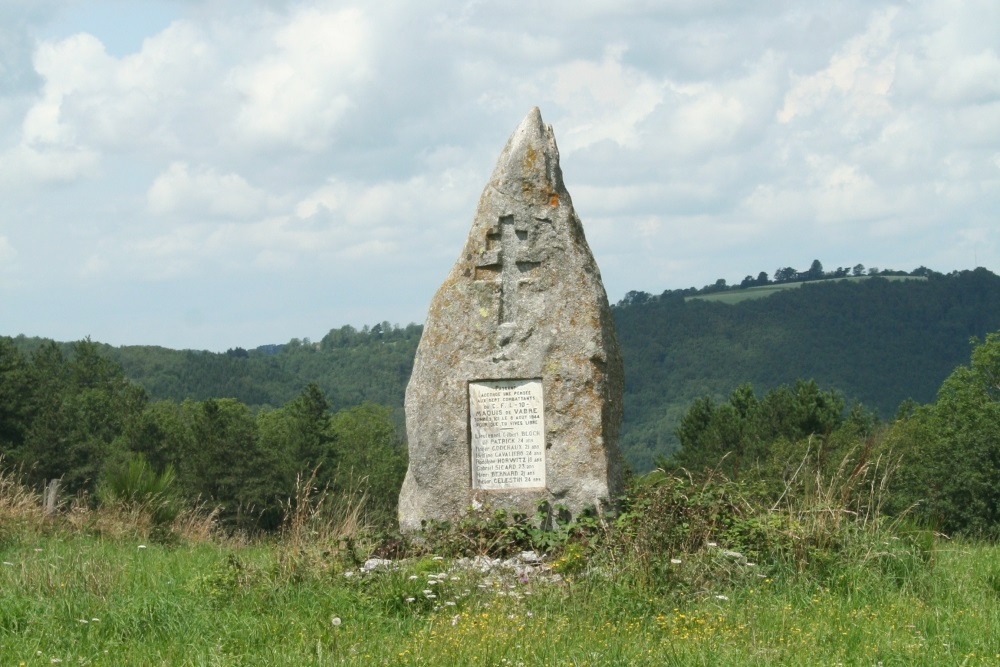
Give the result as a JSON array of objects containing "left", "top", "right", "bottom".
[{"left": 97, "top": 455, "right": 180, "bottom": 526}]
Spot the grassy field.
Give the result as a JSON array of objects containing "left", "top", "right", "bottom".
[
  {"left": 3, "top": 533, "right": 999, "bottom": 666},
  {"left": 686, "top": 275, "right": 928, "bottom": 304},
  {"left": 4, "top": 464, "right": 1000, "bottom": 667}
]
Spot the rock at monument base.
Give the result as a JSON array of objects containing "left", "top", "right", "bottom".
[{"left": 398, "top": 107, "right": 624, "bottom": 533}]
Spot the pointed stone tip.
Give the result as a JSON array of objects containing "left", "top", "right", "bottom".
[
  {"left": 490, "top": 107, "right": 564, "bottom": 201},
  {"left": 510, "top": 107, "right": 547, "bottom": 146}
]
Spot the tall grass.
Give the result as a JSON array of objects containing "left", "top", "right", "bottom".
[{"left": 3, "top": 454, "right": 998, "bottom": 665}]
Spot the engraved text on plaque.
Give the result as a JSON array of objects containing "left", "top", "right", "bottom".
[{"left": 469, "top": 379, "right": 546, "bottom": 490}]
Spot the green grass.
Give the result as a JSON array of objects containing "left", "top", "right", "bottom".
[
  {"left": 686, "top": 275, "right": 928, "bottom": 304},
  {"left": 3, "top": 457, "right": 999, "bottom": 666},
  {"left": 2, "top": 534, "right": 999, "bottom": 665}
]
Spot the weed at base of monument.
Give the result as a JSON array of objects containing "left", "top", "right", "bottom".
[
  {"left": 275, "top": 468, "right": 374, "bottom": 579},
  {"left": 414, "top": 500, "right": 604, "bottom": 560},
  {"left": 607, "top": 444, "right": 933, "bottom": 598}
]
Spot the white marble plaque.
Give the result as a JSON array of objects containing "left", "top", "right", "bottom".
[{"left": 469, "top": 379, "right": 546, "bottom": 490}]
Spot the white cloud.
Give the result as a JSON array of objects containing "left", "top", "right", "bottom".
[
  {"left": 0, "top": 235, "right": 19, "bottom": 288},
  {"left": 3, "top": 0, "right": 1000, "bottom": 349},
  {"left": 548, "top": 45, "right": 664, "bottom": 152},
  {"left": 147, "top": 162, "right": 274, "bottom": 219},
  {"left": 227, "top": 6, "right": 372, "bottom": 150},
  {"left": 0, "top": 235, "right": 16, "bottom": 264},
  {"left": 778, "top": 7, "right": 897, "bottom": 124},
  {"left": 0, "top": 142, "right": 99, "bottom": 186}
]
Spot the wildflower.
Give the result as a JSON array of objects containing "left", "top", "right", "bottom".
[
  {"left": 445, "top": 601, "right": 456, "bottom": 606},
  {"left": 432, "top": 556, "right": 444, "bottom": 561},
  {"left": 3, "top": 562, "right": 13, "bottom": 566},
  {"left": 405, "top": 597, "right": 415, "bottom": 603},
  {"left": 331, "top": 617, "right": 342, "bottom": 627},
  {"left": 426, "top": 594, "right": 437, "bottom": 599},
  {"left": 451, "top": 614, "right": 460, "bottom": 626},
  {"left": 423, "top": 590, "right": 433, "bottom": 595},
  {"left": 78, "top": 619, "right": 88, "bottom": 624},
  {"left": 138, "top": 545, "right": 147, "bottom": 550},
  {"left": 409, "top": 575, "right": 418, "bottom": 580},
  {"left": 715, "top": 595, "right": 729, "bottom": 601},
  {"left": 343, "top": 571, "right": 355, "bottom": 578},
  {"left": 670, "top": 559, "right": 682, "bottom": 565}
]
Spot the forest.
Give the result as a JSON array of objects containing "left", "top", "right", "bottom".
[{"left": 4, "top": 265, "right": 1000, "bottom": 535}]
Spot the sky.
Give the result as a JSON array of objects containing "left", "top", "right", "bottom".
[{"left": 1, "top": 0, "right": 998, "bottom": 352}]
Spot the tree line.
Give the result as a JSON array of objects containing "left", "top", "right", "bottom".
[
  {"left": 668, "top": 331, "right": 1000, "bottom": 537},
  {"left": 0, "top": 337, "right": 406, "bottom": 532},
  {"left": 7, "top": 268, "right": 1000, "bottom": 475},
  {"left": 618, "top": 260, "right": 937, "bottom": 302},
  {"left": 614, "top": 267, "right": 1000, "bottom": 469},
  {"left": 5, "top": 329, "right": 1000, "bottom": 537}
]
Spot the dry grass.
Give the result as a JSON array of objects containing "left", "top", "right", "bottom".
[
  {"left": 0, "top": 462, "right": 46, "bottom": 531},
  {"left": 0, "top": 461, "right": 219, "bottom": 544},
  {"left": 282, "top": 469, "right": 370, "bottom": 547},
  {"left": 273, "top": 469, "right": 373, "bottom": 577}
]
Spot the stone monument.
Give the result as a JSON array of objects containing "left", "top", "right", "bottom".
[{"left": 398, "top": 107, "right": 624, "bottom": 533}]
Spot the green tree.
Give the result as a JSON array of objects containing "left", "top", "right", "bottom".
[
  {"left": 889, "top": 333, "right": 1000, "bottom": 535},
  {"left": 327, "top": 403, "right": 407, "bottom": 527},
  {"left": 671, "top": 381, "right": 845, "bottom": 483},
  {"left": 183, "top": 398, "right": 288, "bottom": 530},
  {"left": 774, "top": 267, "right": 798, "bottom": 283},
  {"left": 20, "top": 340, "right": 147, "bottom": 492},
  {"left": 0, "top": 338, "right": 32, "bottom": 458}
]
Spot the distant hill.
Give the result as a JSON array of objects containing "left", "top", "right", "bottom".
[
  {"left": 684, "top": 274, "right": 927, "bottom": 305},
  {"left": 615, "top": 268, "right": 1000, "bottom": 469},
  {"left": 10, "top": 268, "right": 1000, "bottom": 472}
]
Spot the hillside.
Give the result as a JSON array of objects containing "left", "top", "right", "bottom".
[
  {"left": 616, "top": 268, "right": 1000, "bottom": 469},
  {"left": 10, "top": 268, "right": 1000, "bottom": 472}
]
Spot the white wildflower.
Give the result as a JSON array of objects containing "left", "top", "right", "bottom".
[{"left": 331, "top": 617, "right": 342, "bottom": 627}]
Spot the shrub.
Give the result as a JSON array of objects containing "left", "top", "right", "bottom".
[{"left": 96, "top": 455, "right": 180, "bottom": 526}]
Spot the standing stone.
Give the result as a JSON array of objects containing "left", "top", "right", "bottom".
[{"left": 398, "top": 107, "right": 623, "bottom": 533}]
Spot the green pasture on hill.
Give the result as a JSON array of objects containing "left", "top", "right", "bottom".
[{"left": 685, "top": 275, "right": 928, "bottom": 304}]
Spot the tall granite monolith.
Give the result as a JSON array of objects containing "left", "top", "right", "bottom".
[{"left": 398, "top": 107, "right": 623, "bottom": 533}]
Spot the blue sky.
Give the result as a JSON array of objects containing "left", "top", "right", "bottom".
[{"left": 1, "top": 0, "right": 998, "bottom": 350}]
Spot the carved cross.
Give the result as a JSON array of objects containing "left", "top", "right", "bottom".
[{"left": 475, "top": 215, "right": 541, "bottom": 324}]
